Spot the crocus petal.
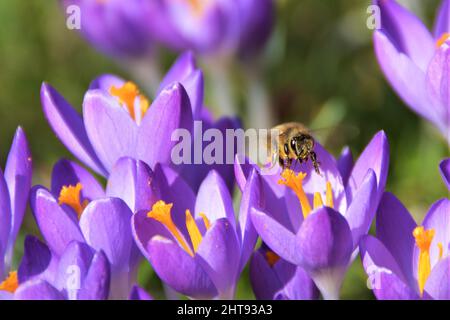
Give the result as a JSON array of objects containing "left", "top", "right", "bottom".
[
  {"left": 434, "top": 0, "right": 450, "bottom": 39},
  {"left": 83, "top": 90, "right": 138, "bottom": 172},
  {"left": 136, "top": 83, "right": 193, "bottom": 169},
  {"left": 296, "top": 207, "right": 353, "bottom": 300},
  {"left": 0, "top": 169, "right": 11, "bottom": 264},
  {"left": 251, "top": 208, "right": 301, "bottom": 265},
  {"left": 196, "top": 218, "right": 240, "bottom": 298},
  {"left": 40, "top": 83, "right": 107, "bottom": 176},
  {"left": 158, "top": 51, "right": 196, "bottom": 92},
  {"left": 439, "top": 158, "right": 450, "bottom": 190},
  {"left": 297, "top": 207, "right": 353, "bottom": 272},
  {"left": 195, "top": 170, "right": 235, "bottom": 228},
  {"left": 348, "top": 130, "right": 389, "bottom": 204},
  {"left": 420, "top": 199, "right": 450, "bottom": 270},
  {"left": 376, "top": 192, "right": 417, "bottom": 289},
  {"left": 234, "top": 154, "right": 258, "bottom": 192},
  {"left": 344, "top": 169, "right": 377, "bottom": 250},
  {"left": 180, "top": 69, "right": 204, "bottom": 119},
  {"left": 147, "top": 236, "right": 217, "bottom": 299},
  {"left": 106, "top": 157, "right": 159, "bottom": 213},
  {"left": 237, "top": 169, "right": 264, "bottom": 272},
  {"left": 30, "top": 186, "right": 85, "bottom": 257},
  {"left": 51, "top": 159, "right": 104, "bottom": 201},
  {"left": 4, "top": 127, "right": 32, "bottom": 257},
  {"left": 360, "top": 235, "right": 419, "bottom": 300},
  {"left": 249, "top": 249, "right": 283, "bottom": 300},
  {"left": 54, "top": 241, "right": 93, "bottom": 293},
  {"left": 78, "top": 250, "right": 111, "bottom": 300},
  {"left": 14, "top": 280, "right": 65, "bottom": 300},
  {"left": 129, "top": 285, "right": 153, "bottom": 300},
  {"left": 373, "top": 31, "right": 437, "bottom": 126},
  {"left": 337, "top": 146, "right": 353, "bottom": 186},
  {"left": 424, "top": 256, "right": 450, "bottom": 300},
  {"left": 79, "top": 198, "right": 133, "bottom": 272},
  {"left": 375, "top": 0, "right": 434, "bottom": 71},
  {"left": 18, "top": 236, "right": 55, "bottom": 284}
]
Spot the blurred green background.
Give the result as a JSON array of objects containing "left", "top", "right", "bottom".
[{"left": 0, "top": 0, "right": 448, "bottom": 299}]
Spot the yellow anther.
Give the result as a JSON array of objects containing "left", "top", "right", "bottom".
[
  {"left": 199, "top": 212, "right": 211, "bottom": 230},
  {"left": 436, "top": 33, "right": 450, "bottom": 48},
  {"left": 186, "top": 210, "right": 203, "bottom": 253},
  {"left": 147, "top": 201, "right": 194, "bottom": 257},
  {"left": 278, "top": 169, "right": 312, "bottom": 218},
  {"left": 265, "top": 251, "right": 280, "bottom": 267},
  {"left": 58, "top": 183, "right": 88, "bottom": 219},
  {"left": 413, "top": 226, "right": 435, "bottom": 297},
  {"left": 0, "top": 271, "right": 18, "bottom": 293},
  {"left": 313, "top": 192, "right": 324, "bottom": 209},
  {"left": 326, "top": 181, "right": 334, "bottom": 208},
  {"left": 438, "top": 242, "right": 444, "bottom": 261},
  {"left": 110, "top": 81, "right": 150, "bottom": 122}
]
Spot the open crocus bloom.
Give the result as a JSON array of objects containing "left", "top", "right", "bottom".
[
  {"left": 30, "top": 157, "right": 158, "bottom": 299},
  {"left": 0, "top": 127, "right": 32, "bottom": 297},
  {"left": 249, "top": 244, "right": 319, "bottom": 300},
  {"left": 10, "top": 237, "right": 110, "bottom": 300},
  {"left": 61, "top": 0, "right": 155, "bottom": 58},
  {"left": 148, "top": 0, "right": 274, "bottom": 57},
  {"left": 41, "top": 54, "right": 195, "bottom": 177},
  {"left": 132, "top": 166, "right": 263, "bottom": 299},
  {"left": 374, "top": 0, "right": 450, "bottom": 143},
  {"left": 236, "top": 131, "right": 389, "bottom": 299},
  {"left": 361, "top": 158, "right": 450, "bottom": 300}
]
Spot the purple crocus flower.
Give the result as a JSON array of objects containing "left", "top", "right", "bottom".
[
  {"left": 30, "top": 156, "right": 157, "bottom": 299},
  {"left": 236, "top": 131, "right": 389, "bottom": 299},
  {"left": 11, "top": 237, "right": 110, "bottom": 300},
  {"left": 148, "top": 0, "right": 274, "bottom": 57},
  {"left": 0, "top": 127, "right": 32, "bottom": 296},
  {"left": 373, "top": 0, "right": 450, "bottom": 143},
  {"left": 61, "top": 0, "right": 155, "bottom": 59},
  {"left": 132, "top": 165, "right": 263, "bottom": 299},
  {"left": 360, "top": 158, "right": 450, "bottom": 300},
  {"left": 249, "top": 244, "right": 319, "bottom": 300}
]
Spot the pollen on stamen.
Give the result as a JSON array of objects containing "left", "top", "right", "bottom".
[
  {"left": 110, "top": 81, "right": 150, "bottom": 122},
  {"left": 199, "top": 212, "right": 211, "bottom": 230},
  {"left": 0, "top": 271, "right": 18, "bottom": 293},
  {"left": 436, "top": 33, "right": 450, "bottom": 48},
  {"left": 58, "top": 183, "right": 88, "bottom": 219},
  {"left": 265, "top": 251, "right": 280, "bottom": 267},
  {"left": 413, "top": 226, "right": 435, "bottom": 296},
  {"left": 147, "top": 201, "right": 194, "bottom": 257},
  {"left": 313, "top": 192, "right": 324, "bottom": 209},
  {"left": 186, "top": 210, "right": 203, "bottom": 253},
  {"left": 326, "top": 181, "right": 334, "bottom": 208},
  {"left": 438, "top": 242, "right": 444, "bottom": 260},
  {"left": 278, "top": 169, "right": 312, "bottom": 218}
]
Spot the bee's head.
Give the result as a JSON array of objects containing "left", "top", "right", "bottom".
[{"left": 291, "top": 134, "right": 314, "bottom": 160}]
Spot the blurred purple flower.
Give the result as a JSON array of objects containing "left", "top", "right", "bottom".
[
  {"left": 373, "top": 0, "right": 450, "bottom": 143},
  {"left": 148, "top": 0, "right": 274, "bottom": 57},
  {"left": 360, "top": 188, "right": 450, "bottom": 300},
  {"left": 249, "top": 244, "right": 319, "bottom": 300},
  {"left": 11, "top": 238, "right": 110, "bottom": 300},
  {"left": 236, "top": 131, "right": 389, "bottom": 299},
  {"left": 0, "top": 127, "right": 32, "bottom": 295},
  {"left": 132, "top": 166, "right": 263, "bottom": 299},
  {"left": 61, "top": 0, "right": 155, "bottom": 58},
  {"left": 29, "top": 157, "right": 158, "bottom": 299}
]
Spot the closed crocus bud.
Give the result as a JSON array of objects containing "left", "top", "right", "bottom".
[{"left": 61, "top": 0, "right": 155, "bottom": 59}]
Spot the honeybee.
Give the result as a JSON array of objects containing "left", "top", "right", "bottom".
[{"left": 267, "top": 122, "right": 321, "bottom": 174}]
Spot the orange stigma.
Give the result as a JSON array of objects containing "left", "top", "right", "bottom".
[
  {"left": 278, "top": 169, "right": 334, "bottom": 219},
  {"left": 147, "top": 201, "right": 211, "bottom": 257},
  {"left": 265, "top": 251, "right": 280, "bottom": 267},
  {"left": 413, "top": 226, "right": 435, "bottom": 296},
  {"left": 436, "top": 33, "right": 450, "bottom": 48},
  {"left": 109, "top": 81, "right": 150, "bottom": 122},
  {"left": 0, "top": 271, "right": 18, "bottom": 293},
  {"left": 58, "top": 183, "right": 88, "bottom": 219}
]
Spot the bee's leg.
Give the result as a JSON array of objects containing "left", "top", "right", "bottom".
[{"left": 310, "top": 151, "right": 321, "bottom": 175}]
